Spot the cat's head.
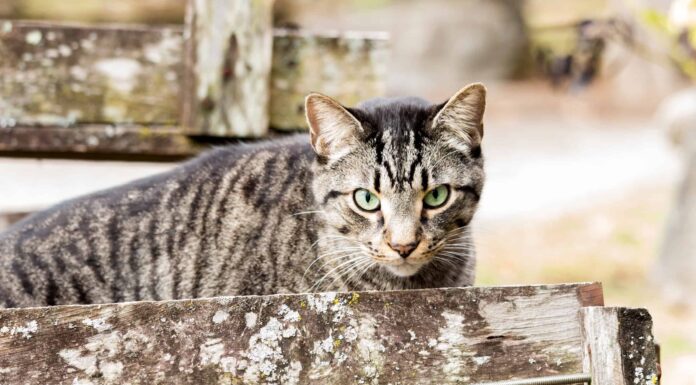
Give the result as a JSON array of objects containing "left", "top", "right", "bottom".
[{"left": 305, "top": 84, "right": 485, "bottom": 283}]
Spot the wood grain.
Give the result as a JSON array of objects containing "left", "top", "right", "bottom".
[
  {"left": 0, "top": 21, "right": 183, "bottom": 126},
  {"left": 0, "top": 20, "right": 388, "bottom": 141},
  {"left": 0, "top": 283, "right": 603, "bottom": 384},
  {"left": 581, "top": 307, "right": 659, "bottom": 385},
  {"left": 181, "top": 0, "right": 274, "bottom": 137},
  {"left": 269, "top": 29, "right": 388, "bottom": 131},
  {"left": 0, "top": 125, "right": 202, "bottom": 158}
]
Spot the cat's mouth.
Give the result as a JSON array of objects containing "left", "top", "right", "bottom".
[
  {"left": 367, "top": 239, "right": 436, "bottom": 277},
  {"left": 374, "top": 254, "right": 431, "bottom": 277},
  {"left": 384, "top": 261, "right": 426, "bottom": 277}
]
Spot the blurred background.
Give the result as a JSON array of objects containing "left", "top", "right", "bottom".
[{"left": 1, "top": 0, "right": 695, "bottom": 383}]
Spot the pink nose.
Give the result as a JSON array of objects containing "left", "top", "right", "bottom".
[{"left": 388, "top": 241, "right": 418, "bottom": 258}]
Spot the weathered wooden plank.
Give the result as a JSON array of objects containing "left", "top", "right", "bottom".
[
  {"left": 0, "top": 0, "right": 186, "bottom": 24},
  {"left": 0, "top": 125, "right": 202, "bottom": 158},
  {"left": 269, "top": 29, "right": 389, "bottom": 131},
  {"left": 0, "top": 21, "right": 183, "bottom": 126},
  {"left": 581, "top": 307, "right": 659, "bottom": 385},
  {"left": 181, "top": 0, "right": 275, "bottom": 137},
  {"left": 0, "top": 283, "right": 602, "bottom": 384},
  {"left": 0, "top": 21, "right": 388, "bottom": 138}
]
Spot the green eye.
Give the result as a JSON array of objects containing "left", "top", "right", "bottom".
[
  {"left": 353, "top": 189, "right": 380, "bottom": 212},
  {"left": 424, "top": 185, "right": 449, "bottom": 208}
]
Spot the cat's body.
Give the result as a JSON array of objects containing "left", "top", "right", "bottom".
[
  {"left": 0, "top": 137, "right": 319, "bottom": 307},
  {"left": 0, "top": 86, "right": 486, "bottom": 308}
]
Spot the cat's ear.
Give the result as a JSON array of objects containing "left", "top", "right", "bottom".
[
  {"left": 305, "top": 93, "right": 363, "bottom": 159},
  {"left": 432, "top": 83, "right": 486, "bottom": 148}
]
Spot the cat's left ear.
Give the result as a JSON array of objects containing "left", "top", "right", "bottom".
[
  {"left": 305, "top": 93, "right": 363, "bottom": 160},
  {"left": 432, "top": 83, "right": 486, "bottom": 148}
]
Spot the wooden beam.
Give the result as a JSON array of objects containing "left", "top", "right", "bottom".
[
  {"left": 0, "top": 125, "right": 202, "bottom": 158},
  {"left": 0, "top": 21, "right": 388, "bottom": 139},
  {"left": 581, "top": 307, "right": 660, "bottom": 385},
  {"left": 0, "top": 283, "right": 603, "bottom": 384},
  {"left": 0, "top": 21, "right": 183, "bottom": 126},
  {"left": 269, "top": 29, "right": 388, "bottom": 131},
  {"left": 0, "top": 0, "right": 186, "bottom": 24},
  {"left": 181, "top": 0, "right": 275, "bottom": 137}
]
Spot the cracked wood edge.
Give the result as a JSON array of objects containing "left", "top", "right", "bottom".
[
  {"left": 581, "top": 307, "right": 660, "bottom": 385},
  {"left": 0, "top": 282, "right": 602, "bottom": 385}
]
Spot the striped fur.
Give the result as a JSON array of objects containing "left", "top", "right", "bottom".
[{"left": 0, "top": 86, "right": 486, "bottom": 308}]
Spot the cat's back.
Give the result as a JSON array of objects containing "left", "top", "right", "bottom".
[
  {"left": 0, "top": 135, "right": 316, "bottom": 307},
  {"left": 0, "top": 134, "right": 313, "bottom": 242}
]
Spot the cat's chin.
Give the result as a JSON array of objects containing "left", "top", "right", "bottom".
[{"left": 384, "top": 262, "right": 423, "bottom": 277}]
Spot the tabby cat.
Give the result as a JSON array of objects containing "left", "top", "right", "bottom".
[{"left": 0, "top": 84, "right": 486, "bottom": 308}]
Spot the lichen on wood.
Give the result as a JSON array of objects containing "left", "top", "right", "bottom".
[
  {"left": 0, "top": 21, "right": 183, "bottom": 126},
  {"left": 0, "top": 283, "right": 605, "bottom": 384},
  {"left": 269, "top": 29, "right": 389, "bottom": 131},
  {"left": 181, "top": 0, "right": 275, "bottom": 138},
  {"left": 0, "top": 125, "right": 201, "bottom": 158},
  {"left": 581, "top": 307, "right": 660, "bottom": 385},
  {"left": 0, "top": 20, "right": 389, "bottom": 143}
]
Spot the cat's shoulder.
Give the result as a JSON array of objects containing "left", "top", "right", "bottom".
[{"left": 200, "top": 134, "right": 312, "bottom": 163}]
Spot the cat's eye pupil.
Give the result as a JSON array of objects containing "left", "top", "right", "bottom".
[
  {"left": 424, "top": 185, "right": 449, "bottom": 209},
  {"left": 354, "top": 189, "right": 380, "bottom": 212}
]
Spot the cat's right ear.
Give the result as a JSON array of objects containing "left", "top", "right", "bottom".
[{"left": 305, "top": 93, "right": 363, "bottom": 160}]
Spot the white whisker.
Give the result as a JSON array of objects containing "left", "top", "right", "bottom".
[
  {"left": 442, "top": 244, "right": 475, "bottom": 249},
  {"left": 438, "top": 252, "right": 470, "bottom": 264},
  {"left": 324, "top": 257, "right": 372, "bottom": 291},
  {"left": 302, "top": 247, "right": 364, "bottom": 281},
  {"left": 433, "top": 256, "right": 459, "bottom": 269},
  {"left": 291, "top": 210, "right": 326, "bottom": 217},
  {"left": 348, "top": 259, "right": 375, "bottom": 284},
  {"left": 310, "top": 253, "right": 366, "bottom": 292}
]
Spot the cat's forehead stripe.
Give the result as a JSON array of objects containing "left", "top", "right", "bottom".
[{"left": 376, "top": 123, "right": 428, "bottom": 192}]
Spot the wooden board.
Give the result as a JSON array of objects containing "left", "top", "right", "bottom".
[
  {"left": 0, "top": 21, "right": 183, "bottom": 126},
  {"left": 269, "top": 29, "right": 389, "bottom": 131},
  {"left": 0, "top": 0, "right": 186, "bottom": 24},
  {"left": 181, "top": 0, "right": 275, "bottom": 137},
  {"left": 581, "top": 307, "right": 660, "bottom": 385},
  {"left": 0, "top": 21, "right": 388, "bottom": 137},
  {"left": 0, "top": 125, "right": 202, "bottom": 159},
  {"left": 0, "top": 283, "right": 603, "bottom": 384}
]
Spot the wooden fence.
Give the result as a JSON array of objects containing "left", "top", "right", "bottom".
[
  {"left": 0, "top": 1, "right": 388, "bottom": 158},
  {"left": 0, "top": 282, "right": 659, "bottom": 384}
]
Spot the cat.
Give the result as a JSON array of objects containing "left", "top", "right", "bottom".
[{"left": 0, "top": 83, "right": 486, "bottom": 308}]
